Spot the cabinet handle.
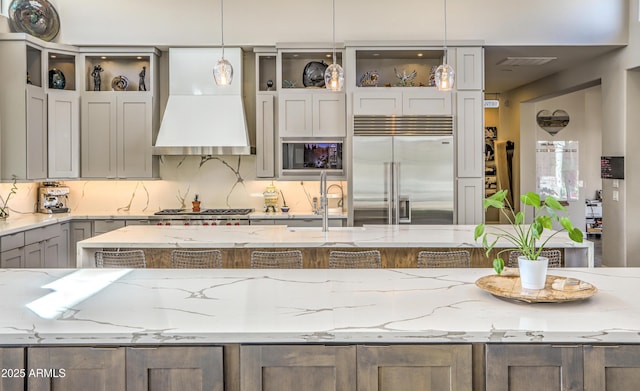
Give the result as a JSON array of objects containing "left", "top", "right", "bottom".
[
  {"left": 128, "top": 347, "right": 159, "bottom": 350},
  {"left": 551, "top": 345, "right": 581, "bottom": 348},
  {"left": 90, "top": 347, "right": 120, "bottom": 351}
]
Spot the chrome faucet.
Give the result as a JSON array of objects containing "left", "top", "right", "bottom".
[{"left": 319, "top": 170, "right": 328, "bottom": 232}]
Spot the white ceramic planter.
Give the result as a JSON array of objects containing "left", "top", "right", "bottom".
[{"left": 518, "top": 256, "right": 549, "bottom": 290}]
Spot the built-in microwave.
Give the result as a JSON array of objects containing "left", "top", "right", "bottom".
[{"left": 281, "top": 140, "right": 344, "bottom": 176}]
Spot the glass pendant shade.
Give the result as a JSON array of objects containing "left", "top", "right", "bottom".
[
  {"left": 435, "top": 63, "right": 455, "bottom": 91},
  {"left": 213, "top": 58, "right": 233, "bottom": 86},
  {"left": 324, "top": 62, "right": 344, "bottom": 91}
]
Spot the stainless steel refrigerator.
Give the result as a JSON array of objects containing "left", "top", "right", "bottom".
[{"left": 351, "top": 122, "right": 454, "bottom": 226}]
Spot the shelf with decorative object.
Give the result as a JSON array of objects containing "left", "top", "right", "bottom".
[{"left": 277, "top": 47, "right": 344, "bottom": 91}]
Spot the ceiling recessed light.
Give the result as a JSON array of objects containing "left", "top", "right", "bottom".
[
  {"left": 100, "top": 56, "right": 107, "bottom": 60},
  {"left": 325, "top": 53, "right": 331, "bottom": 58},
  {"left": 50, "top": 55, "right": 57, "bottom": 59},
  {"left": 136, "top": 56, "right": 142, "bottom": 60},
  {"left": 417, "top": 53, "right": 423, "bottom": 57}
]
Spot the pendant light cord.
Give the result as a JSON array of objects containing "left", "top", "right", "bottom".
[
  {"left": 220, "top": 0, "right": 225, "bottom": 59},
  {"left": 332, "top": 0, "right": 337, "bottom": 64},
  {"left": 443, "top": 0, "right": 448, "bottom": 65}
]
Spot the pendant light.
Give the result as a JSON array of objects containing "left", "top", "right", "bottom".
[
  {"left": 324, "top": 0, "right": 344, "bottom": 91},
  {"left": 434, "top": 0, "right": 455, "bottom": 91},
  {"left": 213, "top": 0, "right": 233, "bottom": 85}
]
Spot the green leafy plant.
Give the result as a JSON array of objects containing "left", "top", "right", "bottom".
[
  {"left": 0, "top": 175, "right": 18, "bottom": 219},
  {"left": 474, "top": 189, "right": 583, "bottom": 274}
]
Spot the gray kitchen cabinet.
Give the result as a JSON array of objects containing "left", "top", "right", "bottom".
[
  {"left": 0, "top": 223, "right": 70, "bottom": 268},
  {"left": 28, "top": 347, "right": 125, "bottom": 391},
  {"left": 47, "top": 90, "right": 80, "bottom": 178},
  {"left": 249, "top": 218, "right": 276, "bottom": 225},
  {"left": 0, "top": 37, "right": 46, "bottom": 180},
  {"left": 456, "top": 90, "right": 484, "bottom": 178},
  {"left": 241, "top": 345, "right": 356, "bottom": 391},
  {"left": 584, "top": 345, "right": 640, "bottom": 389},
  {"left": 0, "top": 347, "right": 25, "bottom": 391},
  {"left": 81, "top": 93, "right": 154, "bottom": 178},
  {"left": 126, "top": 346, "right": 224, "bottom": 391},
  {"left": 485, "top": 344, "right": 584, "bottom": 390},
  {"left": 250, "top": 217, "right": 344, "bottom": 227},
  {"left": 256, "top": 94, "right": 276, "bottom": 178},
  {"left": 279, "top": 92, "right": 346, "bottom": 137},
  {"left": 70, "top": 221, "right": 92, "bottom": 266},
  {"left": 93, "top": 220, "right": 126, "bottom": 235},
  {"left": 46, "top": 48, "right": 80, "bottom": 179},
  {"left": 456, "top": 178, "right": 484, "bottom": 224},
  {"left": 455, "top": 47, "right": 484, "bottom": 91},
  {"left": 357, "top": 345, "right": 472, "bottom": 391}
]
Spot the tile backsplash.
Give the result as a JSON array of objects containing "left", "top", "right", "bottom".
[{"left": 2, "top": 155, "right": 347, "bottom": 216}]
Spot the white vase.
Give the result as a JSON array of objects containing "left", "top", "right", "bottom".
[{"left": 518, "top": 256, "right": 549, "bottom": 290}]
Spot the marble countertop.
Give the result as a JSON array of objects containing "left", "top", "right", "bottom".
[
  {"left": 0, "top": 267, "right": 636, "bottom": 345},
  {"left": 0, "top": 211, "right": 348, "bottom": 236},
  {"left": 76, "top": 224, "right": 594, "bottom": 267}
]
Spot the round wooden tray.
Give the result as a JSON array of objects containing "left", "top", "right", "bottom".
[{"left": 475, "top": 270, "right": 598, "bottom": 303}]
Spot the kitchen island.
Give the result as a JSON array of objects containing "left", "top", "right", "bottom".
[
  {"left": 0, "top": 268, "right": 637, "bottom": 390},
  {"left": 76, "top": 224, "right": 594, "bottom": 268}
]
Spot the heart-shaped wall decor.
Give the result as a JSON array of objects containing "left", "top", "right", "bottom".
[{"left": 536, "top": 109, "right": 570, "bottom": 136}]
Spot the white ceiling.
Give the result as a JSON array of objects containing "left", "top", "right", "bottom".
[{"left": 484, "top": 45, "right": 623, "bottom": 94}]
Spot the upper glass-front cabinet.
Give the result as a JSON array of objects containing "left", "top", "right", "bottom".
[{"left": 353, "top": 49, "right": 444, "bottom": 88}]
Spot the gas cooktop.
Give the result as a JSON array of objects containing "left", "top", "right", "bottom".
[{"left": 154, "top": 208, "right": 254, "bottom": 216}]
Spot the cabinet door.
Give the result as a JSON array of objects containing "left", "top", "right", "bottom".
[
  {"left": 353, "top": 91, "right": 402, "bottom": 115},
  {"left": 93, "top": 220, "right": 126, "bottom": 235},
  {"left": 24, "top": 242, "right": 44, "bottom": 268},
  {"left": 455, "top": 47, "right": 483, "bottom": 91},
  {"left": 48, "top": 91, "right": 80, "bottom": 178},
  {"left": 256, "top": 94, "right": 275, "bottom": 178},
  {"left": 44, "top": 227, "right": 69, "bottom": 268},
  {"left": 81, "top": 94, "right": 117, "bottom": 178},
  {"left": 456, "top": 91, "right": 484, "bottom": 178},
  {"left": 486, "top": 344, "right": 583, "bottom": 391},
  {"left": 118, "top": 94, "right": 153, "bottom": 178},
  {"left": 584, "top": 345, "right": 640, "bottom": 390},
  {"left": 241, "top": 345, "right": 356, "bottom": 391},
  {"left": 279, "top": 93, "right": 313, "bottom": 137},
  {"left": 0, "top": 248, "right": 24, "bottom": 268},
  {"left": 0, "top": 347, "right": 25, "bottom": 391},
  {"left": 70, "top": 221, "right": 92, "bottom": 267},
  {"left": 402, "top": 90, "right": 452, "bottom": 115},
  {"left": 357, "top": 345, "right": 472, "bottom": 391},
  {"left": 456, "top": 178, "right": 484, "bottom": 224},
  {"left": 26, "top": 85, "right": 48, "bottom": 180},
  {"left": 28, "top": 347, "right": 125, "bottom": 391},
  {"left": 126, "top": 346, "right": 223, "bottom": 391},
  {"left": 313, "top": 93, "right": 346, "bottom": 136}
]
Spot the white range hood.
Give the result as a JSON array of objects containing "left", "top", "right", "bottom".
[{"left": 154, "top": 47, "right": 251, "bottom": 155}]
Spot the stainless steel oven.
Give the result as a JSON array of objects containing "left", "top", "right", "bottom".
[{"left": 281, "top": 140, "right": 344, "bottom": 176}]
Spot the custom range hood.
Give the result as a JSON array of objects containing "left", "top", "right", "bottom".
[{"left": 154, "top": 48, "right": 251, "bottom": 155}]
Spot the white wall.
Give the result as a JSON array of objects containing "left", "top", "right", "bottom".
[{"left": 47, "top": 0, "right": 626, "bottom": 46}]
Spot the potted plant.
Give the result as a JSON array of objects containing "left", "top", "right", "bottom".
[
  {"left": 0, "top": 175, "right": 18, "bottom": 220},
  {"left": 474, "top": 189, "right": 583, "bottom": 289},
  {"left": 280, "top": 190, "right": 289, "bottom": 213}
]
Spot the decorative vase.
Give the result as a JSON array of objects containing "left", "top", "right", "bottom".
[
  {"left": 0, "top": 208, "right": 8, "bottom": 220},
  {"left": 518, "top": 256, "right": 549, "bottom": 290},
  {"left": 192, "top": 201, "right": 201, "bottom": 212}
]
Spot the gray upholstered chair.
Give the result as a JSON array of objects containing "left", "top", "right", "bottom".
[
  {"left": 250, "top": 250, "right": 303, "bottom": 268},
  {"left": 329, "top": 250, "right": 381, "bottom": 268},
  {"left": 95, "top": 250, "right": 146, "bottom": 268},
  {"left": 417, "top": 250, "right": 470, "bottom": 268},
  {"left": 508, "top": 249, "right": 562, "bottom": 268},
  {"left": 171, "top": 250, "right": 222, "bottom": 268}
]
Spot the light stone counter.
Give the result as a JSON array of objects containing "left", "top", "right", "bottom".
[
  {"left": 0, "top": 267, "right": 635, "bottom": 345},
  {"left": 76, "top": 224, "right": 594, "bottom": 268}
]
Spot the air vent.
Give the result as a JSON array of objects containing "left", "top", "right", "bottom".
[
  {"left": 496, "top": 57, "right": 557, "bottom": 66},
  {"left": 354, "top": 115, "right": 453, "bottom": 136}
]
